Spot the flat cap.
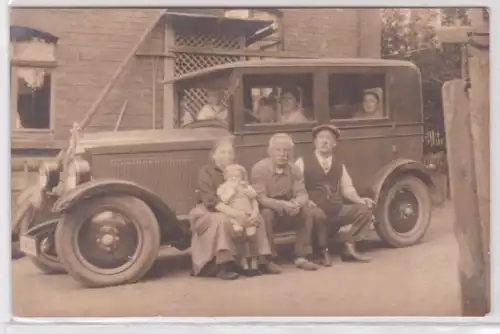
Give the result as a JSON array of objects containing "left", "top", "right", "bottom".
[{"left": 312, "top": 124, "right": 340, "bottom": 139}]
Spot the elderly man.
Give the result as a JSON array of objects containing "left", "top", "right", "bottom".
[
  {"left": 251, "top": 133, "right": 319, "bottom": 272},
  {"left": 295, "top": 124, "right": 374, "bottom": 264}
]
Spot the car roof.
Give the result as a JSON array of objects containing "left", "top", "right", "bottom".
[{"left": 161, "top": 58, "right": 418, "bottom": 84}]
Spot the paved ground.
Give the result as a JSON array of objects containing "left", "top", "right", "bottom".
[{"left": 12, "top": 202, "right": 460, "bottom": 317}]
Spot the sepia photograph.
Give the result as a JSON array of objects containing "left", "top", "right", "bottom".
[{"left": 9, "top": 7, "right": 490, "bottom": 318}]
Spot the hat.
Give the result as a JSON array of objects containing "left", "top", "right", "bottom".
[{"left": 312, "top": 124, "right": 340, "bottom": 139}]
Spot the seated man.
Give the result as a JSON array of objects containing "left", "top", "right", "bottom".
[
  {"left": 251, "top": 133, "right": 319, "bottom": 272},
  {"left": 295, "top": 124, "right": 375, "bottom": 265},
  {"left": 197, "top": 89, "right": 228, "bottom": 122}
]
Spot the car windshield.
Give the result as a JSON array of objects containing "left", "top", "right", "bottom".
[{"left": 177, "top": 72, "right": 233, "bottom": 128}]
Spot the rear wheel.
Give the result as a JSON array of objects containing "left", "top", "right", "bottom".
[
  {"left": 375, "top": 175, "right": 432, "bottom": 248},
  {"left": 55, "top": 195, "right": 160, "bottom": 288}
]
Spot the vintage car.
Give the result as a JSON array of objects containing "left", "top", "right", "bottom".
[{"left": 14, "top": 58, "right": 441, "bottom": 288}]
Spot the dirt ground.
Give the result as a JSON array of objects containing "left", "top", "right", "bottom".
[{"left": 11, "top": 202, "right": 460, "bottom": 317}]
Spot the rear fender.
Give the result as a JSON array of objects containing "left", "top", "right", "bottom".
[
  {"left": 370, "top": 159, "right": 439, "bottom": 204},
  {"left": 52, "top": 179, "right": 191, "bottom": 247}
]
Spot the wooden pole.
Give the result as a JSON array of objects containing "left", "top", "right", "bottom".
[
  {"left": 466, "top": 8, "right": 490, "bottom": 312},
  {"left": 114, "top": 100, "right": 129, "bottom": 132},
  {"left": 151, "top": 57, "right": 157, "bottom": 129},
  {"left": 442, "top": 79, "right": 488, "bottom": 316},
  {"left": 437, "top": 8, "right": 490, "bottom": 315}
]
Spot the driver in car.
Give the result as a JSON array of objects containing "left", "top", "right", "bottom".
[{"left": 197, "top": 89, "right": 228, "bottom": 122}]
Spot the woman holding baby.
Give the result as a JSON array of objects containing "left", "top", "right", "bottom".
[{"left": 188, "top": 137, "right": 274, "bottom": 280}]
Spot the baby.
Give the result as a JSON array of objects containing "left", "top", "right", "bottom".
[{"left": 217, "top": 164, "right": 261, "bottom": 274}]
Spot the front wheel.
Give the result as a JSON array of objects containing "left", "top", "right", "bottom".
[
  {"left": 375, "top": 175, "right": 432, "bottom": 248},
  {"left": 55, "top": 195, "right": 160, "bottom": 288}
]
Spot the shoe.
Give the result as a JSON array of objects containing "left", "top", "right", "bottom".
[
  {"left": 245, "top": 269, "right": 262, "bottom": 277},
  {"left": 295, "top": 257, "right": 319, "bottom": 271},
  {"left": 342, "top": 242, "right": 371, "bottom": 263},
  {"left": 259, "top": 261, "right": 282, "bottom": 275},
  {"left": 216, "top": 267, "right": 239, "bottom": 280}
]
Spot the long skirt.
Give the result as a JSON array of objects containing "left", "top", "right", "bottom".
[{"left": 189, "top": 204, "right": 271, "bottom": 276}]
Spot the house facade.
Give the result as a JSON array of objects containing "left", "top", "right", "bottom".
[{"left": 9, "top": 8, "right": 382, "bottom": 209}]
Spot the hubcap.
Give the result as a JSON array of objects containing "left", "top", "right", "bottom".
[
  {"left": 77, "top": 210, "right": 139, "bottom": 270},
  {"left": 388, "top": 187, "right": 420, "bottom": 234}
]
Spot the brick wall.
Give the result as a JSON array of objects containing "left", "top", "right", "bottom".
[
  {"left": 10, "top": 8, "right": 381, "bottom": 143},
  {"left": 282, "top": 8, "right": 381, "bottom": 58},
  {"left": 10, "top": 8, "right": 166, "bottom": 142}
]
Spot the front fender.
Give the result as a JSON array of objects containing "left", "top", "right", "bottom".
[
  {"left": 24, "top": 218, "right": 59, "bottom": 239},
  {"left": 12, "top": 186, "right": 57, "bottom": 241},
  {"left": 370, "top": 158, "right": 438, "bottom": 204},
  {"left": 53, "top": 179, "right": 191, "bottom": 245}
]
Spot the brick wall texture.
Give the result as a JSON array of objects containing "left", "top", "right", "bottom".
[{"left": 10, "top": 8, "right": 382, "bottom": 142}]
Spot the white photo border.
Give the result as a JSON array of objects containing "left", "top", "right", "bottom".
[{"left": 2, "top": 0, "right": 498, "bottom": 333}]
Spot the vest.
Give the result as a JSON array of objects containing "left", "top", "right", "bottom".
[{"left": 303, "top": 151, "right": 344, "bottom": 217}]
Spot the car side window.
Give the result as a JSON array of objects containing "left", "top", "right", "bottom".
[
  {"left": 242, "top": 73, "right": 315, "bottom": 125},
  {"left": 329, "top": 73, "right": 386, "bottom": 120}
]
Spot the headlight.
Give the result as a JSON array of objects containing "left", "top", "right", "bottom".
[
  {"left": 38, "top": 161, "right": 60, "bottom": 190},
  {"left": 65, "top": 158, "right": 91, "bottom": 190}
]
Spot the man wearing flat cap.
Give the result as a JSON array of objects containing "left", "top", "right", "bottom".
[{"left": 295, "top": 124, "right": 375, "bottom": 265}]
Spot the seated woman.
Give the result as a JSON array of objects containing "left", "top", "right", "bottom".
[
  {"left": 188, "top": 137, "right": 273, "bottom": 280},
  {"left": 353, "top": 88, "right": 384, "bottom": 119},
  {"left": 279, "top": 87, "right": 309, "bottom": 124},
  {"left": 197, "top": 89, "right": 228, "bottom": 122}
]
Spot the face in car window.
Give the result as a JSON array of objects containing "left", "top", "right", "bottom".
[
  {"left": 252, "top": 97, "right": 278, "bottom": 124},
  {"left": 280, "top": 87, "right": 309, "bottom": 124},
  {"left": 197, "top": 89, "right": 228, "bottom": 122},
  {"left": 353, "top": 88, "right": 383, "bottom": 119}
]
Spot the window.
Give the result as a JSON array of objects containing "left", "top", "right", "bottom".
[
  {"left": 10, "top": 27, "right": 57, "bottom": 134},
  {"left": 243, "top": 73, "right": 314, "bottom": 125},
  {"left": 176, "top": 72, "right": 233, "bottom": 128},
  {"left": 328, "top": 73, "right": 386, "bottom": 120}
]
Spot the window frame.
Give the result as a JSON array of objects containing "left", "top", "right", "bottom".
[
  {"left": 11, "top": 64, "right": 57, "bottom": 133},
  {"left": 235, "top": 68, "right": 320, "bottom": 135},
  {"left": 10, "top": 37, "right": 58, "bottom": 149},
  {"left": 325, "top": 67, "right": 392, "bottom": 127}
]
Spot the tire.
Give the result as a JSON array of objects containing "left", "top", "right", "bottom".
[
  {"left": 19, "top": 209, "right": 65, "bottom": 275},
  {"left": 375, "top": 175, "right": 432, "bottom": 248},
  {"left": 55, "top": 195, "right": 160, "bottom": 288}
]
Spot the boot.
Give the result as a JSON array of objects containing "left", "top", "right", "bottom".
[{"left": 341, "top": 242, "right": 371, "bottom": 263}]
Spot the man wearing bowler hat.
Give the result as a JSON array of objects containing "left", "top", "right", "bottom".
[{"left": 295, "top": 124, "right": 375, "bottom": 265}]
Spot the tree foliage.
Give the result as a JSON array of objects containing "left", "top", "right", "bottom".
[{"left": 381, "top": 8, "right": 470, "bottom": 153}]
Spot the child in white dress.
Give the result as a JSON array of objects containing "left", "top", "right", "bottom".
[{"left": 217, "top": 164, "right": 261, "bottom": 274}]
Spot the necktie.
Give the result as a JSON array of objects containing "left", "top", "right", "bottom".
[{"left": 321, "top": 158, "right": 330, "bottom": 173}]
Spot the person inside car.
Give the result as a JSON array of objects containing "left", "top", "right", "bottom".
[
  {"left": 279, "top": 87, "right": 309, "bottom": 124},
  {"left": 251, "top": 97, "right": 278, "bottom": 124},
  {"left": 197, "top": 89, "right": 228, "bottom": 122},
  {"left": 353, "top": 88, "right": 383, "bottom": 119}
]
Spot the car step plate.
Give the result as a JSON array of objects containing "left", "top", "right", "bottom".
[{"left": 19, "top": 236, "right": 38, "bottom": 257}]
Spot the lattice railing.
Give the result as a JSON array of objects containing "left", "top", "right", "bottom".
[
  {"left": 174, "top": 30, "right": 242, "bottom": 50},
  {"left": 173, "top": 28, "right": 243, "bottom": 122}
]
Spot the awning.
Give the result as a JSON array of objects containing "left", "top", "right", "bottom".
[
  {"left": 164, "top": 11, "right": 274, "bottom": 40},
  {"left": 10, "top": 26, "right": 59, "bottom": 43}
]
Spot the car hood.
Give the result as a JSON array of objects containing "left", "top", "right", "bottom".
[{"left": 76, "top": 128, "right": 231, "bottom": 155}]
